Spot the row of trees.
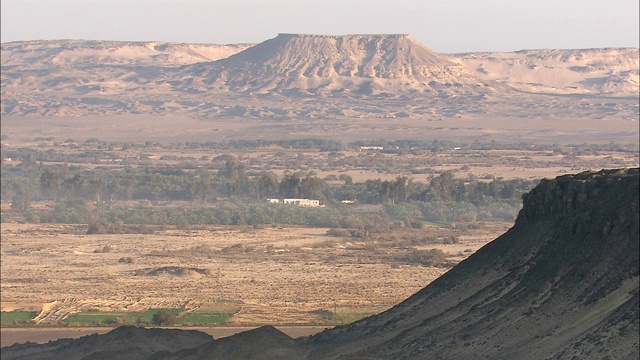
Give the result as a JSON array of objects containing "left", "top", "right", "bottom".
[
  {"left": 5, "top": 138, "right": 634, "bottom": 161},
  {"left": 22, "top": 198, "right": 520, "bottom": 232},
  {"left": 3, "top": 161, "right": 536, "bottom": 210}
]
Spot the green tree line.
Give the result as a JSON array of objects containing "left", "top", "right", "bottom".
[{"left": 3, "top": 160, "right": 535, "bottom": 206}]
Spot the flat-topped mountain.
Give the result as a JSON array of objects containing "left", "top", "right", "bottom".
[
  {"left": 175, "top": 33, "right": 479, "bottom": 95},
  {"left": 3, "top": 168, "right": 638, "bottom": 359},
  {"left": 1, "top": 35, "right": 638, "bottom": 144}
]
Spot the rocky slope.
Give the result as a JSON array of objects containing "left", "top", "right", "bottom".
[
  {"left": 0, "top": 326, "right": 212, "bottom": 360},
  {"left": 307, "top": 167, "right": 639, "bottom": 359},
  {"left": 151, "top": 326, "right": 308, "bottom": 360},
  {"left": 3, "top": 168, "right": 638, "bottom": 359}
]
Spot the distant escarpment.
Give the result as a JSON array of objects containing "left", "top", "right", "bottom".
[
  {"left": 2, "top": 168, "right": 638, "bottom": 359},
  {"left": 0, "top": 39, "right": 252, "bottom": 68},
  {"left": 449, "top": 48, "right": 640, "bottom": 96}
]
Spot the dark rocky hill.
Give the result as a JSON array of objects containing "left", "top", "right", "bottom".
[
  {"left": 150, "top": 326, "right": 307, "bottom": 360},
  {"left": 306, "top": 167, "right": 639, "bottom": 359},
  {"left": 0, "top": 326, "right": 212, "bottom": 360},
  {"left": 2, "top": 168, "right": 638, "bottom": 359}
]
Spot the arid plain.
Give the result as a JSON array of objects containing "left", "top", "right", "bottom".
[{"left": 0, "top": 222, "right": 508, "bottom": 325}]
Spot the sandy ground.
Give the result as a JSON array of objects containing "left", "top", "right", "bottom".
[
  {"left": 2, "top": 111, "right": 638, "bottom": 145},
  {"left": 0, "top": 222, "right": 509, "bottom": 327}
]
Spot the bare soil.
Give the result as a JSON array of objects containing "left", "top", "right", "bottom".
[
  {"left": 2, "top": 112, "right": 638, "bottom": 145},
  {"left": 0, "top": 222, "right": 509, "bottom": 326}
]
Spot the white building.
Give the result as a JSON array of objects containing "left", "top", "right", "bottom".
[{"left": 267, "top": 198, "right": 321, "bottom": 207}]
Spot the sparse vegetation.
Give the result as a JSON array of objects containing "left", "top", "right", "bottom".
[
  {"left": 319, "top": 311, "right": 378, "bottom": 325},
  {"left": 395, "top": 249, "right": 453, "bottom": 268}
]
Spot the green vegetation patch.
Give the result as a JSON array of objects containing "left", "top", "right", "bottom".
[
  {"left": 180, "top": 312, "right": 235, "bottom": 325},
  {"left": 64, "top": 312, "right": 134, "bottom": 325},
  {"left": 425, "top": 221, "right": 450, "bottom": 228},
  {"left": 137, "top": 308, "right": 183, "bottom": 323},
  {"left": 61, "top": 308, "right": 235, "bottom": 327},
  {"left": 1, "top": 311, "right": 38, "bottom": 326}
]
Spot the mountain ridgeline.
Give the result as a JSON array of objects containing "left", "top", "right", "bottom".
[{"left": 3, "top": 168, "right": 638, "bottom": 359}]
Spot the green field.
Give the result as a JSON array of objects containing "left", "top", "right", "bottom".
[
  {"left": 64, "top": 312, "right": 134, "bottom": 325},
  {"left": 180, "top": 312, "right": 235, "bottom": 325},
  {"left": 425, "top": 220, "right": 451, "bottom": 228},
  {"left": 136, "top": 308, "right": 184, "bottom": 324},
  {"left": 1, "top": 311, "right": 38, "bottom": 326},
  {"left": 61, "top": 308, "right": 235, "bottom": 326}
]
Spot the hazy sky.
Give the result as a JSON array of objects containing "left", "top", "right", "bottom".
[{"left": 1, "top": 0, "right": 638, "bottom": 52}]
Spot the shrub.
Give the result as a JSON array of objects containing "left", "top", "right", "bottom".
[
  {"left": 25, "top": 212, "right": 41, "bottom": 224},
  {"left": 326, "top": 228, "right": 351, "bottom": 237},
  {"left": 87, "top": 220, "right": 110, "bottom": 235},
  {"left": 152, "top": 310, "right": 178, "bottom": 326},
  {"left": 93, "top": 245, "right": 112, "bottom": 253},
  {"left": 442, "top": 236, "right": 459, "bottom": 244},
  {"left": 396, "top": 249, "right": 453, "bottom": 268},
  {"left": 118, "top": 257, "right": 134, "bottom": 264},
  {"left": 407, "top": 219, "right": 424, "bottom": 229}
]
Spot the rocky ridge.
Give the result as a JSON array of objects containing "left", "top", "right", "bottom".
[
  {"left": 0, "top": 326, "right": 212, "bottom": 360},
  {"left": 0, "top": 40, "right": 252, "bottom": 68}
]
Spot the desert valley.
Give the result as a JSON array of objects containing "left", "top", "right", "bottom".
[{"left": 1, "top": 33, "right": 638, "bottom": 359}]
